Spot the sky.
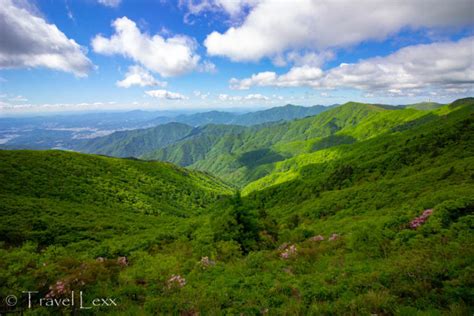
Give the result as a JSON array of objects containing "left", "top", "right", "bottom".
[{"left": 0, "top": 0, "right": 473, "bottom": 115}]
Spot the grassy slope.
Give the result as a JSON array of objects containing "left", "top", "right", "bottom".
[
  {"left": 0, "top": 150, "right": 232, "bottom": 218},
  {"left": 242, "top": 104, "right": 454, "bottom": 194},
  {"left": 403, "top": 101, "right": 445, "bottom": 110}
]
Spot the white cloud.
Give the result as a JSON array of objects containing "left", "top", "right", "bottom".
[
  {"left": 0, "top": 0, "right": 93, "bottom": 77},
  {"left": 145, "top": 89, "right": 188, "bottom": 100},
  {"left": 204, "top": 0, "right": 473, "bottom": 62},
  {"left": 193, "top": 90, "right": 210, "bottom": 99},
  {"left": 229, "top": 37, "right": 474, "bottom": 96},
  {"left": 198, "top": 60, "right": 217, "bottom": 73},
  {"left": 180, "top": 0, "right": 258, "bottom": 19},
  {"left": 116, "top": 65, "right": 167, "bottom": 88},
  {"left": 9, "top": 95, "right": 28, "bottom": 102},
  {"left": 230, "top": 71, "right": 276, "bottom": 90},
  {"left": 286, "top": 50, "right": 335, "bottom": 67},
  {"left": 218, "top": 93, "right": 269, "bottom": 101},
  {"left": 245, "top": 93, "right": 269, "bottom": 101},
  {"left": 218, "top": 94, "right": 240, "bottom": 101},
  {"left": 97, "top": 0, "right": 121, "bottom": 8},
  {"left": 322, "top": 37, "right": 474, "bottom": 95},
  {"left": 92, "top": 17, "right": 200, "bottom": 77},
  {"left": 230, "top": 65, "right": 323, "bottom": 90}
]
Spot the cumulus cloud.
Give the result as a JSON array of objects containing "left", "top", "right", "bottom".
[
  {"left": 98, "top": 0, "right": 121, "bottom": 8},
  {"left": 116, "top": 65, "right": 167, "bottom": 88},
  {"left": 229, "top": 37, "right": 474, "bottom": 96},
  {"left": 230, "top": 65, "right": 323, "bottom": 90},
  {"left": 145, "top": 89, "right": 188, "bottom": 100},
  {"left": 92, "top": 17, "right": 200, "bottom": 77},
  {"left": 0, "top": 0, "right": 93, "bottom": 76},
  {"left": 204, "top": 0, "right": 473, "bottom": 62}
]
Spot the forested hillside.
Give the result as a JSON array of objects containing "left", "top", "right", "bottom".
[{"left": 146, "top": 101, "right": 447, "bottom": 186}]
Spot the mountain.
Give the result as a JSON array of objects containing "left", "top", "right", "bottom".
[
  {"left": 1, "top": 98, "right": 472, "bottom": 314},
  {"left": 143, "top": 124, "right": 250, "bottom": 166},
  {"left": 148, "top": 111, "right": 238, "bottom": 127},
  {"left": 70, "top": 104, "right": 331, "bottom": 157},
  {"left": 231, "top": 104, "right": 331, "bottom": 125},
  {"left": 0, "top": 105, "right": 330, "bottom": 151},
  {"left": 75, "top": 122, "right": 194, "bottom": 157},
  {"left": 146, "top": 104, "right": 330, "bottom": 127},
  {"left": 76, "top": 100, "right": 470, "bottom": 190},
  {"left": 146, "top": 102, "right": 434, "bottom": 186}
]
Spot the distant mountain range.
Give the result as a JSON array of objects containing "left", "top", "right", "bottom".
[
  {"left": 0, "top": 104, "right": 331, "bottom": 150},
  {"left": 73, "top": 99, "right": 472, "bottom": 189},
  {"left": 147, "top": 104, "right": 333, "bottom": 127}
]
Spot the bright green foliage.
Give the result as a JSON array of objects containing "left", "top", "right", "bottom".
[
  {"left": 403, "top": 101, "right": 445, "bottom": 110},
  {"left": 0, "top": 98, "right": 473, "bottom": 315},
  {"left": 142, "top": 101, "right": 444, "bottom": 187},
  {"left": 0, "top": 150, "right": 232, "bottom": 217}
]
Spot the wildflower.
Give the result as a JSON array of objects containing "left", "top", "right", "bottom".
[
  {"left": 410, "top": 209, "right": 433, "bottom": 229},
  {"left": 328, "top": 233, "right": 340, "bottom": 241},
  {"left": 280, "top": 244, "right": 297, "bottom": 259},
  {"left": 46, "top": 280, "right": 68, "bottom": 298},
  {"left": 167, "top": 274, "right": 186, "bottom": 288},
  {"left": 309, "top": 235, "right": 324, "bottom": 242}
]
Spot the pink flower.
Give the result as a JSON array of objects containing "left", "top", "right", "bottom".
[
  {"left": 309, "top": 235, "right": 325, "bottom": 242},
  {"left": 46, "top": 280, "right": 69, "bottom": 297},
  {"left": 422, "top": 209, "right": 433, "bottom": 216},
  {"left": 328, "top": 233, "right": 340, "bottom": 241},
  {"left": 280, "top": 244, "right": 297, "bottom": 259},
  {"left": 410, "top": 209, "right": 434, "bottom": 229},
  {"left": 167, "top": 274, "right": 186, "bottom": 288}
]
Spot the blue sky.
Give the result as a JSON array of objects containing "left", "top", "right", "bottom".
[{"left": 0, "top": 0, "right": 473, "bottom": 115}]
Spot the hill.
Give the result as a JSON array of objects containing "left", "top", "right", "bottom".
[
  {"left": 147, "top": 104, "right": 330, "bottom": 127},
  {"left": 403, "top": 101, "right": 445, "bottom": 110},
  {"left": 146, "top": 102, "right": 434, "bottom": 186},
  {"left": 74, "top": 122, "right": 193, "bottom": 157},
  {"left": 0, "top": 150, "right": 232, "bottom": 218},
  {"left": 232, "top": 104, "right": 331, "bottom": 125}
]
